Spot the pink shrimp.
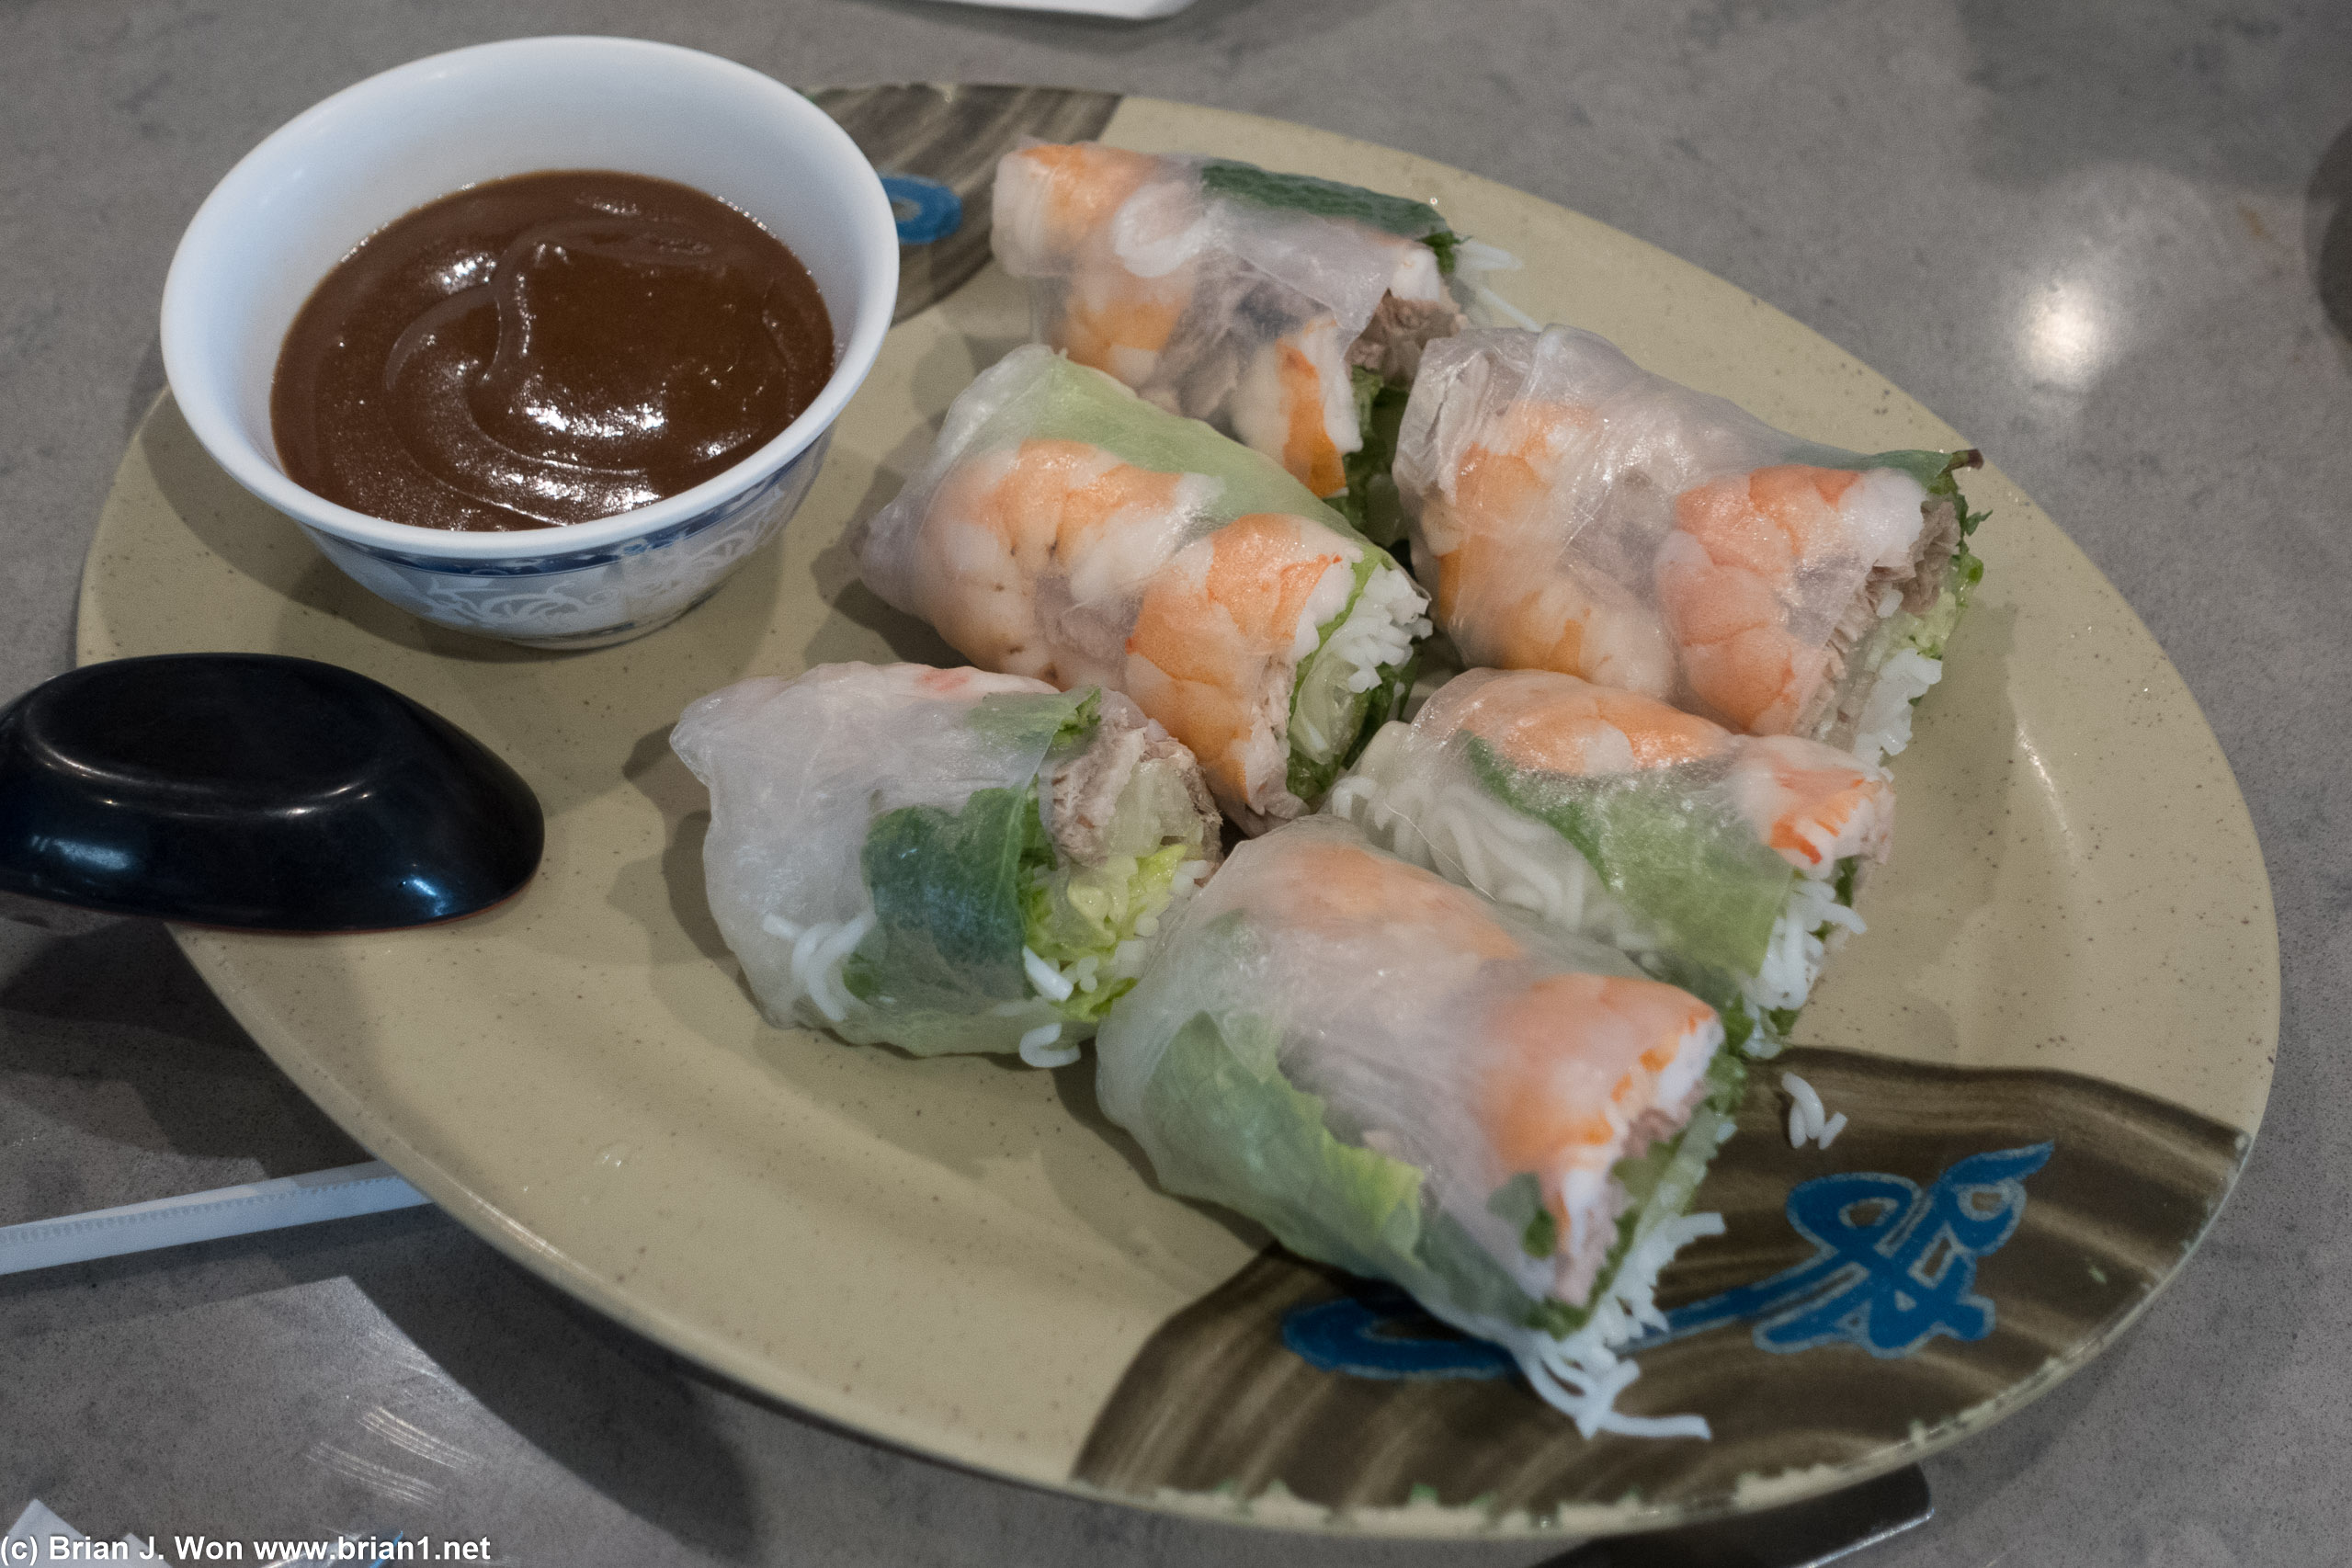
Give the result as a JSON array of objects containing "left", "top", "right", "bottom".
[
  {"left": 993, "top": 143, "right": 1163, "bottom": 267},
  {"left": 994, "top": 143, "right": 1201, "bottom": 388},
  {"left": 1729, "top": 733, "right": 1894, "bottom": 871},
  {"left": 1653, "top": 465, "right": 1868, "bottom": 734},
  {"left": 1229, "top": 316, "right": 1358, "bottom": 497},
  {"left": 1426, "top": 667, "right": 1730, "bottom": 777},
  {"left": 1249, "top": 834, "right": 1526, "bottom": 961},
  {"left": 1428, "top": 667, "right": 1892, "bottom": 872},
  {"left": 1053, "top": 263, "right": 1197, "bottom": 389},
  {"left": 1420, "top": 405, "right": 1676, "bottom": 699},
  {"left": 1476, "top": 972, "right": 1722, "bottom": 1305},
  {"left": 903, "top": 664, "right": 1051, "bottom": 700},
  {"left": 915, "top": 439, "right": 1197, "bottom": 681},
  {"left": 1125, "top": 512, "right": 1358, "bottom": 828}
]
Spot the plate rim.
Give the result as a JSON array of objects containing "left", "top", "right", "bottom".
[{"left": 84, "top": 88, "right": 2283, "bottom": 1539}]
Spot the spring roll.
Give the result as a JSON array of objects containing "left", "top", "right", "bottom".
[
  {"left": 671, "top": 663, "right": 1219, "bottom": 1065},
  {"left": 1329, "top": 667, "right": 1891, "bottom": 1048},
  {"left": 1397, "top": 325, "right": 1986, "bottom": 763},
  {"left": 858, "top": 345, "right": 1431, "bottom": 834},
  {"left": 993, "top": 142, "right": 1508, "bottom": 538},
  {"left": 1096, "top": 815, "right": 1739, "bottom": 1437}
]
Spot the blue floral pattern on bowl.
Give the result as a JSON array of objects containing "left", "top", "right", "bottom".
[{"left": 302, "top": 432, "right": 828, "bottom": 650}]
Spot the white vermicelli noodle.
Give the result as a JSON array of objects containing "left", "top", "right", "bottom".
[
  {"left": 1331, "top": 722, "right": 1665, "bottom": 960},
  {"left": 768, "top": 913, "right": 874, "bottom": 1025},
  {"left": 1850, "top": 649, "right": 1944, "bottom": 767},
  {"left": 1519, "top": 1207, "right": 1729, "bottom": 1439},
  {"left": 1746, "top": 872, "right": 1866, "bottom": 1015},
  {"left": 1779, "top": 1070, "right": 1851, "bottom": 1151},
  {"left": 1321, "top": 567, "right": 1433, "bottom": 695}
]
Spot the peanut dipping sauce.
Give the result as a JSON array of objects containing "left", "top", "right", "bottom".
[{"left": 272, "top": 170, "right": 835, "bottom": 533}]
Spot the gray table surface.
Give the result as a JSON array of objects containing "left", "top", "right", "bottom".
[{"left": 5, "top": 1, "right": 2347, "bottom": 1562}]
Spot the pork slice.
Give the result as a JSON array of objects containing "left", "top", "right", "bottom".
[
  {"left": 1346, "top": 292, "right": 1469, "bottom": 385},
  {"left": 1043, "top": 720, "right": 1146, "bottom": 868},
  {"left": 1040, "top": 706, "right": 1220, "bottom": 866},
  {"left": 1809, "top": 493, "right": 1967, "bottom": 745}
]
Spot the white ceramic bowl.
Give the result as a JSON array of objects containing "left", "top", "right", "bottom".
[{"left": 161, "top": 36, "right": 898, "bottom": 650}]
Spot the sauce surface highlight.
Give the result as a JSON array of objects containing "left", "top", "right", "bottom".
[{"left": 273, "top": 170, "right": 835, "bottom": 532}]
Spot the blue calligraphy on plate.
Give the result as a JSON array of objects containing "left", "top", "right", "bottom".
[
  {"left": 1636, "top": 1142, "right": 2053, "bottom": 1358},
  {"left": 1281, "top": 1283, "right": 1514, "bottom": 1381},
  {"left": 881, "top": 175, "right": 963, "bottom": 245},
  {"left": 1275, "top": 1143, "right": 2052, "bottom": 1381}
]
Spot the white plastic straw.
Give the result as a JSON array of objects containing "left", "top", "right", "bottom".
[{"left": 0, "top": 1161, "right": 429, "bottom": 1276}]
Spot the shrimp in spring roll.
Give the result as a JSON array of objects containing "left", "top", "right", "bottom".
[
  {"left": 858, "top": 346, "right": 1431, "bottom": 834},
  {"left": 1397, "top": 325, "right": 1986, "bottom": 763},
  {"left": 672, "top": 663, "right": 1219, "bottom": 1065},
  {"left": 1329, "top": 667, "right": 1892, "bottom": 1046},
  {"left": 993, "top": 143, "right": 1511, "bottom": 540},
  {"left": 1096, "top": 816, "right": 1740, "bottom": 1437}
]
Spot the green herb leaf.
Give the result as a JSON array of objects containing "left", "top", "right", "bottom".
[
  {"left": 846, "top": 787, "right": 1036, "bottom": 1010},
  {"left": 1425, "top": 229, "right": 1462, "bottom": 278},
  {"left": 1199, "top": 160, "right": 1452, "bottom": 245}
]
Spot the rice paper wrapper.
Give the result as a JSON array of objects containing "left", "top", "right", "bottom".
[
  {"left": 1330, "top": 667, "right": 1893, "bottom": 1028},
  {"left": 671, "top": 662, "right": 1214, "bottom": 1059},
  {"left": 1096, "top": 815, "right": 1739, "bottom": 1435},
  {"left": 991, "top": 145, "right": 1502, "bottom": 499},
  {"left": 1396, "top": 325, "right": 1979, "bottom": 756}
]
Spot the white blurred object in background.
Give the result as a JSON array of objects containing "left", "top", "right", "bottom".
[{"left": 924, "top": 0, "right": 1198, "bottom": 17}]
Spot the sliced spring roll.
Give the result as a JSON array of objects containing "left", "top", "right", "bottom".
[
  {"left": 858, "top": 346, "right": 1432, "bottom": 834},
  {"left": 671, "top": 663, "right": 1220, "bottom": 1065},
  {"left": 993, "top": 142, "right": 1508, "bottom": 538},
  {"left": 1096, "top": 816, "right": 1740, "bottom": 1437},
  {"left": 1397, "top": 325, "right": 1986, "bottom": 763},
  {"left": 1329, "top": 667, "right": 1891, "bottom": 1046}
]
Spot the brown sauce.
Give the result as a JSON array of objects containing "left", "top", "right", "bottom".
[{"left": 272, "top": 170, "right": 835, "bottom": 532}]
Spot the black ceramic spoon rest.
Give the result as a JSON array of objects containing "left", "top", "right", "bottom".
[{"left": 0, "top": 653, "right": 543, "bottom": 931}]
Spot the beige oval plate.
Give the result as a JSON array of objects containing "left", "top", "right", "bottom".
[{"left": 80, "top": 91, "right": 2278, "bottom": 1538}]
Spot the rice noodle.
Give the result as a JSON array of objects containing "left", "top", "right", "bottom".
[
  {"left": 1747, "top": 872, "right": 1867, "bottom": 1016},
  {"left": 1503, "top": 1202, "right": 1726, "bottom": 1437},
  {"left": 1332, "top": 738, "right": 1663, "bottom": 959},
  {"left": 1780, "top": 1070, "right": 1849, "bottom": 1150},
  {"left": 759, "top": 912, "right": 877, "bottom": 1025},
  {"left": 1850, "top": 650, "right": 1943, "bottom": 767},
  {"left": 1321, "top": 567, "right": 1432, "bottom": 695},
  {"left": 1019, "top": 1022, "right": 1079, "bottom": 1069}
]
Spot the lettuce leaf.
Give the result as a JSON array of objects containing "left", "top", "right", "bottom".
[
  {"left": 1142, "top": 1010, "right": 1429, "bottom": 1282},
  {"left": 966, "top": 687, "right": 1099, "bottom": 757},
  {"left": 1287, "top": 546, "right": 1421, "bottom": 802},
  {"left": 1333, "top": 368, "right": 1413, "bottom": 547},
  {"left": 845, "top": 786, "right": 1036, "bottom": 1013},
  {"left": 1017, "top": 353, "right": 1353, "bottom": 529},
  {"left": 1023, "top": 841, "right": 1197, "bottom": 1025},
  {"left": 1462, "top": 738, "right": 1792, "bottom": 978},
  {"left": 1141, "top": 1003, "right": 1744, "bottom": 1343}
]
